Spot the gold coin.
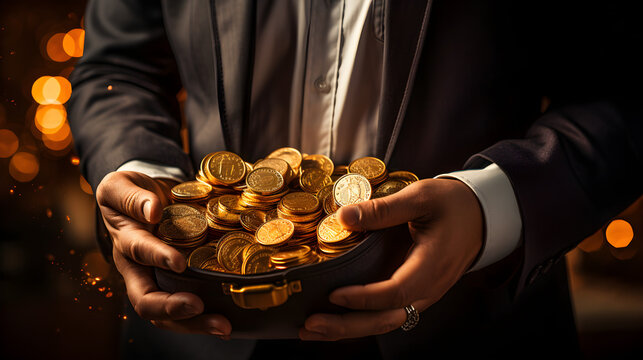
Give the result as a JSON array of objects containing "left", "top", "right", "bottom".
[
  {"left": 266, "top": 208, "right": 279, "bottom": 221},
  {"left": 301, "top": 154, "right": 334, "bottom": 176},
  {"left": 187, "top": 246, "right": 218, "bottom": 268},
  {"left": 316, "top": 184, "right": 333, "bottom": 204},
  {"left": 280, "top": 192, "right": 320, "bottom": 214},
  {"left": 317, "top": 213, "right": 352, "bottom": 244},
  {"left": 332, "top": 173, "right": 372, "bottom": 207},
  {"left": 239, "top": 209, "right": 267, "bottom": 232},
  {"left": 255, "top": 218, "right": 295, "bottom": 246},
  {"left": 171, "top": 180, "right": 212, "bottom": 200},
  {"left": 216, "top": 232, "right": 254, "bottom": 273},
  {"left": 206, "top": 151, "right": 247, "bottom": 185},
  {"left": 323, "top": 191, "right": 339, "bottom": 214},
  {"left": 388, "top": 170, "right": 419, "bottom": 185},
  {"left": 267, "top": 147, "right": 303, "bottom": 171},
  {"left": 373, "top": 179, "right": 408, "bottom": 199},
  {"left": 300, "top": 168, "right": 332, "bottom": 193},
  {"left": 348, "top": 157, "right": 386, "bottom": 182},
  {"left": 254, "top": 158, "right": 293, "bottom": 181},
  {"left": 217, "top": 194, "right": 246, "bottom": 214},
  {"left": 160, "top": 203, "right": 202, "bottom": 219},
  {"left": 270, "top": 245, "right": 312, "bottom": 263},
  {"left": 246, "top": 167, "right": 285, "bottom": 195},
  {"left": 200, "top": 258, "right": 226, "bottom": 272},
  {"left": 158, "top": 205, "right": 207, "bottom": 240},
  {"left": 241, "top": 248, "right": 275, "bottom": 275}
]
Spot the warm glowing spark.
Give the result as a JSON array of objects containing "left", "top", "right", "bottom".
[
  {"left": 107, "top": 85, "right": 113, "bottom": 91},
  {"left": 606, "top": 219, "right": 634, "bottom": 248},
  {"left": 71, "top": 156, "right": 80, "bottom": 165}
]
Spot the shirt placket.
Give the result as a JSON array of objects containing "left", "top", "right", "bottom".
[{"left": 300, "top": 0, "right": 344, "bottom": 157}]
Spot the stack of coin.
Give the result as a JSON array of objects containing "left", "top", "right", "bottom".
[
  {"left": 270, "top": 245, "right": 318, "bottom": 269},
  {"left": 317, "top": 213, "right": 364, "bottom": 257},
  {"left": 266, "top": 147, "right": 303, "bottom": 184},
  {"left": 277, "top": 192, "right": 323, "bottom": 245},
  {"left": 254, "top": 157, "right": 296, "bottom": 185},
  {"left": 348, "top": 156, "right": 388, "bottom": 187},
  {"left": 205, "top": 195, "right": 245, "bottom": 238},
  {"left": 198, "top": 151, "right": 248, "bottom": 196},
  {"left": 170, "top": 180, "right": 212, "bottom": 205},
  {"left": 156, "top": 204, "right": 208, "bottom": 248},
  {"left": 371, "top": 171, "right": 418, "bottom": 199},
  {"left": 240, "top": 167, "right": 289, "bottom": 210}
]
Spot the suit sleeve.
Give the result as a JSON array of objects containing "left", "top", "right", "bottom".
[
  {"left": 68, "top": 0, "right": 192, "bottom": 190},
  {"left": 465, "top": 3, "right": 643, "bottom": 293}
]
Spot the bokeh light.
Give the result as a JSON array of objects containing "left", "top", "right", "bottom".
[
  {"left": 62, "top": 29, "right": 85, "bottom": 57},
  {"left": 0, "top": 129, "right": 20, "bottom": 158},
  {"left": 35, "top": 104, "right": 67, "bottom": 134},
  {"left": 62, "top": 28, "right": 84, "bottom": 58},
  {"left": 606, "top": 219, "right": 634, "bottom": 249},
  {"left": 80, "top": 175, "right": 93, "bottom": 195},
  {"left": 9, "top": 152, "right": 40, "bottom": 182},
  {"left": 32, "top": 76, "right": 72, "bottom": 105},
  {"left": 46, "top": 33, "right": 71, "bottom": 62},
  {"left": 43, "top": 123, "right": 72, "bottom": 151}
]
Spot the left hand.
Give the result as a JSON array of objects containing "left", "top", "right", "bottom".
[{"left": 299, "top": 178, "right": 484, "bottom": 341}]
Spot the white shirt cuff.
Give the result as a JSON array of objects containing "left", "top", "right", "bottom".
[
  {"left": 116, "top": 160, "right": 188, "bottom": 183},
  {"left": 435, "top": 163, "right": 522, "bottom": 272}
]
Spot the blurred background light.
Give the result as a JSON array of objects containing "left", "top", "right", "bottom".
[
  {"left": 46, "top": 33, "right": 71, "bottom": 62},
  {"left": 0, "top": 129, "right": 20, "bottom": 158},
  {"left": 606, "top": 219, "right": 634, "bottom": 249},
  {"left": 35, "top": 104, "right": 67, "bottom": 134},
  {"left": 31, "top": 76, "right": 72, "bottom": 105},
  {"left": 9, "top": 152, "right": 40, "bottom": 182},
  {"left": 62, "top": 28, "right": 84, "bottom": 58}
]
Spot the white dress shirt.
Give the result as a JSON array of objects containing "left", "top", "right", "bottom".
[{"left": 117, "top": 0, "right": 522, "bottom": 271}]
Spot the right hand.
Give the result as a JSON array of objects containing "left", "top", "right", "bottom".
[{"left": 96, "top": 171, "right": 231, "bottom": 336}]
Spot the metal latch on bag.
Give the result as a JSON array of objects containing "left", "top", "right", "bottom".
[{"left": 222, "top": 280, "right": 302, "bottom": 310}]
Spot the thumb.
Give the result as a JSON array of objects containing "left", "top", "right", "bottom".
[
  {"left": 336, "top": 181, "right": 429, "bottom": 231},
  {"left": 97, "top": 172, "right": 164, "bottom": 224}
]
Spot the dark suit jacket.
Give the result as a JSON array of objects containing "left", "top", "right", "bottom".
[{"left": 68, "top": 0, "right": 642, "bottom": 358}]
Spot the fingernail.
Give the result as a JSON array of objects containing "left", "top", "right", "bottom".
[
  {"left": 182, "top": 303, "right": 200, "bottom": 317},
  {"left": 210, "top": 327, "right": 226, "bottom": 336},
  {"left": 143, "top": 200, "right": 152, "bottom": 222},
  {"left": 341, "top": 206, "right": 360, "bottom": 226}
]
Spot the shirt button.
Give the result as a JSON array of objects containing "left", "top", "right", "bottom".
[{"left": 314, "top": 76, "right": 331, "bottom": 93}]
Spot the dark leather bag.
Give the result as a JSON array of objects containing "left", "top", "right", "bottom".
[{"left": 155, "top": 224, "right": 412, "bottom": 339}]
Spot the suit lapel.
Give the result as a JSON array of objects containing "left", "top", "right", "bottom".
[
  {"left": 211, "top": 0, "right": 255, "bottom": 155},
  {"left": 378, "top": 0, "right": 433, "bottom": 164}
]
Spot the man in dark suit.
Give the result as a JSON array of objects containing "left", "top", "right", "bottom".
[{"left": 68, "top": 0, "right": 642, "bottom": 358}]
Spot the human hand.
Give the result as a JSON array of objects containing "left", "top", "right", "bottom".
[
  {"left": 96, "top": 171, "right": 231, "bottom": 336},
  {"left": 299, "top": 178, "right": 483, "bottom": 341}
]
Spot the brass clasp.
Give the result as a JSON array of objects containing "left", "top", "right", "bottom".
[{"left": 222, "top": 280, "right": 302, "bottom": 310}]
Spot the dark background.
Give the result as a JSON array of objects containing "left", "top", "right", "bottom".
[{"left": 1, "top": 1, "right": 642, "bottom": 359}]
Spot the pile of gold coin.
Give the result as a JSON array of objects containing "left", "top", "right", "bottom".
[
  {"left": 157, "top": 147, "right": 418, "bottom": 275},
  {"left": 157, "top": 204, "right": 208, "bottom": 248},
  {"left": 170, "top": 180, "right": 213, "bottom": 205}
]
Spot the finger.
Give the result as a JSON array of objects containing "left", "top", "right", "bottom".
[
  {"left": 299, "top": 308, "right": 407, "bottom": 341},
  {"left": 114, "top": 250, "right": 201, "bottom": 321},
  {"left": 114, "top": 225, "right": 186, "bottom": 272},
  {"left": 97, "top": 172, "right": 164, "bottom": 224},
  {"left": 152, "top": 314, "right": 232, "bottom": 336},
  {"left": 336, "top": 180, "right": 430, "bottom": 231},
  {"left": 329, "top": 242, "right": 441, "bottom": 310}
]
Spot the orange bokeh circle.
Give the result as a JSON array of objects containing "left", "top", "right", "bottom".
[
  {"left": 63, "top": 28, "right": 85, "bottom": 58},
  {"left": 0, "top": 129, "right": 19, "bottom": 158},
  {"left": 35, "top": 104, "right": 67, "bottom": 134},
  {"left": 46, "top": 33, "right": 71, "bottom": 62},
  {"left": 9, "top": 152, "right": 40, "bottom": 182},
  {"left": 606, "top": 219, "right": 634, "bottom": 249}
]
